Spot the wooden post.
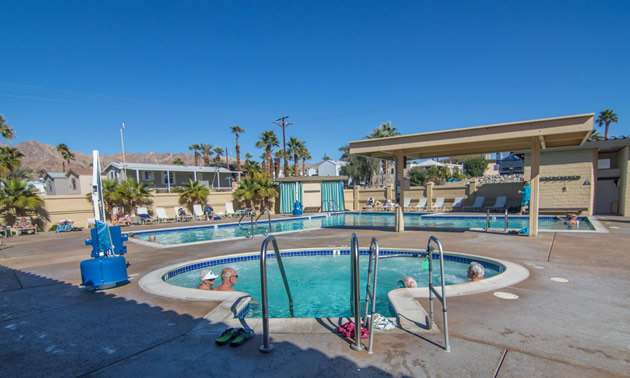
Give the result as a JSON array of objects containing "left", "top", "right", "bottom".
[
  {"left": 353, "top": 186, "right": 360, "bottom": 211},
  {"left": 395, "top": 153, "right": 405, "bottom": 232}
]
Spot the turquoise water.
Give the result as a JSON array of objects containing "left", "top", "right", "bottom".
[
  {"left": 166, "top": 254, "right": 501, "bottom": 318},
  {"left": 133, "top": 213, "right": 593, "bottom": 245}
]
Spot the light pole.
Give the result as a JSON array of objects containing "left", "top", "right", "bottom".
[
  {"left": 273, "top": 116, "right": 293, "bottom": 177},
  {"left": 120, "top": 122, "right": 127, "bottom": 180}
]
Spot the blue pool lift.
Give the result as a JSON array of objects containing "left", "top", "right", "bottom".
[{"left": 80, "top": 150, "right": 130, "bottom": 290}]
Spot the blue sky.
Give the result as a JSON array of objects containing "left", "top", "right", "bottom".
[{"left": 2, "top": 1, "right": 629, "bottom": 162}]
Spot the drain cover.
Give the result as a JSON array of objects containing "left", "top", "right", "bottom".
[
  {"left": 550, "top": 277, "right": 569, "bottom": 283},
  {"left": 494, "top": 292, "right": 519, "bottom": 300}
]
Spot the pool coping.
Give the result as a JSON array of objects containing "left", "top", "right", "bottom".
[{"left": 138, "top": 248, "right": 529, "bottom": 332}]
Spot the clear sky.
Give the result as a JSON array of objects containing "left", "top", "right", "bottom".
[{"left": 2, "top": 1, "right": 629, "bottom": 162}]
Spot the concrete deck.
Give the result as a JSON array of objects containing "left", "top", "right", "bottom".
[{"left": 1, "top": 216, "right": 629, "bottom": 377}]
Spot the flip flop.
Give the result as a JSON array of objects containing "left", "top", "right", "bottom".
[
  {"left": 215, "top": 328, "right": 239, "bottom": 345},
  {"left": 230, "top": 328, "right": 254, "bottom": 347}
]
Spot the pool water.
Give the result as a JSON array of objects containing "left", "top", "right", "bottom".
[
  {"left": 166, "top": 253, "right": 501, "bottom": 318},
  {"left": 134, "top": 213, "right": 593, "bottom": 245}
]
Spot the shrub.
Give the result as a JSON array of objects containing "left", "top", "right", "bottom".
[{"left": 463, "top": 157, "right": 488, "bottom": 177}]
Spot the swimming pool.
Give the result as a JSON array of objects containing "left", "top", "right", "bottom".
[
  {"left": 129, "top": 213, "right": 595, "bottom": 246},
  {"left": 163, "top": 248, "right": 505, "bottom": 318}
]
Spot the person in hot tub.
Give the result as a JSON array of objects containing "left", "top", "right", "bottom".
[
  {"left": 467, "top": 262, "right": 485, "bottom": 281},
  {"left": 197, "top": 270, "right": 219, "bottom": 290},
  {"left": 213, "top": 268, "right": 239, "bottom": 292}
]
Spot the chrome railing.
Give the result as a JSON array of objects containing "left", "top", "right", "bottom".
[
  {"left": 326, "top": 199, "right": 341, "bottom": 212},
  {"left": 259, "top": 235, "right": 294, "bottom": 353},
  {"left": 426, "top": 236, "right": 450, "bottom": 352},
  {"left": 238, "top": 209, "right": 255, "bottom": 239},
  {"left": 362, "top": 237, "right": 379, "bottom": 354},
  {"left": 349, "top": 233, "right": 364, "bottom": 351},
  {"left": 255, "top": 208, "right": 272, "bottom": 236}
]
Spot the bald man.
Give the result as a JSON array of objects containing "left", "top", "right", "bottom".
[{"left": 213, "top": 268, "right": 239, "bottom": 292}]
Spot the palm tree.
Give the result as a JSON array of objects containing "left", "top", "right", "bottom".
[
  {"left": 213, "top": 147, "right": 224, "bottom": 167},
  {"left": 10, "top": 166, "right": 32, "bottom": 180},
  {"left": 255, "top": 130, "right": 279, "bottom": 177},
  {"left": 0, "top": 146, "right": 24, "bottom": 177},
  {"left": 323, "top": 154, "right": 331, "bottom": 161},
  {"left": 175, "top": 180, "right": 209, "bottom": 211},
  {"left": 287, "top": 137, "right": 303, "bottom": 176},
  {"left": 367, "top": 122, "right": 401, "bottom": 174},
  {"left": 596, "top": 109, "right": 619, "bottom": 139},
  {"left": 230, "top": 126, "right": 245, "bottom": 172},
  {"left": 274, "top": 150, "right": 284, "bottom": 179},
  {"left": 244, "top": 152, "right": 253, "bottom": 163},
  {"left": 259, "top": 151, "right": 268, "bottom": 175},
  {"left": 0, "top": 115, "right": 16, "bottom": 141},
  {"left": 242, "top": 160, "right": 262, "bottom": 178},
  {"left": 0, "top": 178, "right": 46, "bottom": 226},
  {"left": 188, "top": 144, "right": 201, "bottom": 166},
  {"left": 56, "top": 143, "right": 75, "bottom": 172},
  {"left": 299, "top": 145, "right": 312, "bottom": 177},
  {"left": 173, "top": 157, "right": 184, "bottom": 166},
  {"left": 36, "top": 168, "right": 47, "bottom": 179},
  {"left": 589, "top": 130, "right": 603, "bottom": 141},
  {"left": 199, "top": 144, "right": 213, "bottom": 166},
  {"left": 116, "top": 179, "right": 153, "bottom": 215},
  {"left": 232, "top": 171, "right": 278, "bottom": 211}
]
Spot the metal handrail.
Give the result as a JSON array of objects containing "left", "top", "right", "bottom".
[
  {"left": 504, "top": 208, "right": 509, "bottom": 232},
  {"left": 326, "top": 199, "right": 341, "bottom": 212},
  {"left": 238, "top": 209, "right": 255, "bottom": 239},
  {"left": 349, "top": 233, "right": 364, "bottom": 351},
  {"left": 362, "top": 237, "right": 379, "bottom": 354},
  {"left": 255, "top": 208, "right": 272, "bottom": 236},
  {"left": 259, "top": 235, "right": 294, "bottom": 353},
  {"left": 426, "top": 236, "right": 451, "bottom": 352}
]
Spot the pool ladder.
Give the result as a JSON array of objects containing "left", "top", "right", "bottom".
[
  {"left": 259, "top": 235, "right": 294, "bottom": 353},
  {"left": 426, "top": 236, "right": 451, "bottom": 352},
  {"left": 239, "top": 208, "right": 272, "bottom": 239},
  {"left": 349, "top": 233, "right": 379, "bottom": 353}
]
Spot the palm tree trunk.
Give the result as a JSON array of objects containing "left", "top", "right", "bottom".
[
  {"left": 62, "top": 161, "right": 65, "bottom": 172},
  {"left": 294, "top": 154, "right": 298, "bottom": 177},
  {"left": 266, "top": 146, "right": 272, "bottom": 177},
  {"left": 235, "top": 135, "right": 241, "bottom": 172},
  {"left": 302, "top": 159, "right": 306, "bottom": 177},
  {"left": 605, "top": 122, "right": 610, "bottom": 139}
]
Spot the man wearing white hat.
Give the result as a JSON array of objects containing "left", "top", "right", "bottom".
[{"left": 197, "top": 270, "right": 219, "bottom": 290}]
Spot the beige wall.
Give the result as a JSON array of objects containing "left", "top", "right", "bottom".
[
  {"left": 524, "top": 149, "right": 595, "bottom": 215},
  {"left": 344, "top": 189, "right": 353, "bottom": 210},
  {"left": 302, "top": 183, "right": 321, "bottom": 208},
  {"left": 618, "top": 147, "right": 630, "bottom": 216}
]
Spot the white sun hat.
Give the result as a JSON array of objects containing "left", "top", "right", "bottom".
[{"left": 200, "top": 270, "right": 219, "bottom": 281}]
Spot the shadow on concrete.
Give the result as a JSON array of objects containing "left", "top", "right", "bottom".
[{"left": 0, "top": 265, "right": 392, "bottom": 376}]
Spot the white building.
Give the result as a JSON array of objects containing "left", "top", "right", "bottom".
[{"left": 318, "top": 160, "right": 347, "bottom": 177}]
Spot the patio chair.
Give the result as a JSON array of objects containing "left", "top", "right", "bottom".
[
  {"left": 136, "top": 207, "right": 156, "bottom": 224},
  {"left": 363, "top": 197, "right": 376, "bottom": 210},
  {"left": 486, "top": 196, "right": 507, "bottom": 212},
  {"left": 224, "top": 202, "right": 243, "bottom": 217},
  {"left": 55, "top": 219, "right": 74, "bottom": 233},
  {"left": 403, "top": 197, "right": 411, "bottom": 208},
  {"left": 156, "top": 207, "right": 176, "bottom": 223},
  {"left": 450, "top": 197, "right": 465, "bottom": 210},
  {"left": 411, "top": 197, "right": 428, "bottom": 211},
  {"left": 14, "top": 216, "right": 37, "bottom": 235},
  {"left": 471, "top": 196, "right": 485, "bottom": 211},
  {"left": 174, "top": 206, "right": 193, "bottom": 222},
  {"left": 112, "top": 207, "right": 132, "bottom": 226},
  {"left": 193, "top": 204, "right": 205, "bottom": 221},
  {"left": 430, "top": 197, "right": 445, "bottom": 211}
]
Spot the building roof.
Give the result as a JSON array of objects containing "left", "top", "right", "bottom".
[
  {"left": 275, "top": 176, "right": 348, "bottom": 183},
  {"left": 45, "top": 172, "right": 66, "bottom": 179},
  {"left": 349, "top": 113, "right": 594, "bottom": 160},
  {"left": 103, "top": 162, "right": 238, "bottom": 174},
  {"left": 320, "top": 160, "right": 347, "bottom": 166},
  {"left": 67, "top": 168, "right": 93, "bottom": 176}
]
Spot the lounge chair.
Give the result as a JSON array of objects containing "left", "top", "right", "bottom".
[
  {"left": 430, "top": 197, "right": 445, "bottom": 211},
  {"left": 14, "top": 216, "right": 37, "bottom": 235},
  {"left": 174, "top": 207, "right": 193, "bottom": 222},
  {"left": 136, "top": 207, "right": 156, "bottom": 224},
  {"left": 411, "top": 197, "right": 428, "bottom": 211},
  {"left": 224, "top": 202, "right": 243, "bottom": 217},
  {"left": 403, "top": 198, "right": 411, "bottom": 208},
  {"left": 471, "top": 196, "right": 485, "bottom": 211},
  {"left": 55, "top": 219, "right": 74, "bottom": 233},
  {"left": 486, "top": 196, "right": 507, "bottom": 212},
  {"left": 450, "top": 197, "right": 465, "bottom": 210},
  {"left": 363, "top": 197, "right": 376, "bottom": 210},
  {"left": 112, "top": 207, "right": 131, "bottom": 226},
  {"left": 156, "top": 207, "right": 176, "bottom": 223},
  {"left": 193, "top": 204, "right": 205, "bottom": 221}
]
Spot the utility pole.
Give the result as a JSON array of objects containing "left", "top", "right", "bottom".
[
  {"left": 273, "top": 116, "right": 293, "bottom": 177},
  {"left": 120, "top": 122, "right": 127, "bottom": 180}
]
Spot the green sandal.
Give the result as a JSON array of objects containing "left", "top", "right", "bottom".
[
  {"left": 215, "top": 328, "right": 239, "bottom": 345},
  {"left": 230, "top": 328, "right": 254, "bottom": 347}
]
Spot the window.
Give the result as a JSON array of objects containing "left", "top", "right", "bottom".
[
  {"left": 71, "top": 178, "right": 77, "bottom": 190},
  {"left": 597, "top": 159, "right": 611, "bottom": 169},
  {"left": 144, "top": 171, "right": 153, "bottom": 180},
  {"left": 162, "top": 171, "right": 174, "bottom": 185}
]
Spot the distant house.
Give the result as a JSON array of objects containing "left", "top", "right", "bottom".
[
  {"left": 44, "top": 172, "right": 68, "bottom": 195},
  {"left": 498, "top": 153, "right": 524, "bottom": 175},
  {"left": 26, "top": 179, "right": 46, "bottom": 196},
  {"left": 102, "top": 162, "right": 241, "bottom": 192},
  {"left": 318, "top": 160, "right": 347, "bottom": 177}
]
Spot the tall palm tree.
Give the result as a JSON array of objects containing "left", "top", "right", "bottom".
[
  {"left": 56, "top": 143, "right": 75, "bottom": 172},
  {"left": 188, "top": 144, "right": 201, "bottom": 166},
  {"left": 367, "top": 122, "right": 401, "bottom": 174},
  {"left": 299, "top": 145, "right": 312, "bottom": 177},
  {"left": 259, "top": 151, "right": 268, "bottom": 175},
  {"left": 199, "top": 144, "right": 213, "bottom": 166},
  {"left": 0, "top": 178, "right": 45, "bottom": 225},
  {"left": 0, "top": 115, "right": 16, "bottom": 141},
  {"left": 213, "top": 147, "right": 224, "bottom": 167},
  {"left": 230, "top": 126, "right": 245, "bottom": 172},
  {"left": 0, "top": 147, "right": 24, "bottom": 177},
  {"left": 287, "top": 137, "right": 303, "bottom": 176},
  {"left": 596, "top": 109, "right": 619, "bottom": 139},
  {"left": 274, "top": 150, "right": 284, "bottom": 179},
  {"left": 175, "top": 179, "right": 209, "bottom": 211},
  {"left": 256, "top": 130, "right": 279, "bottom": 178}
]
